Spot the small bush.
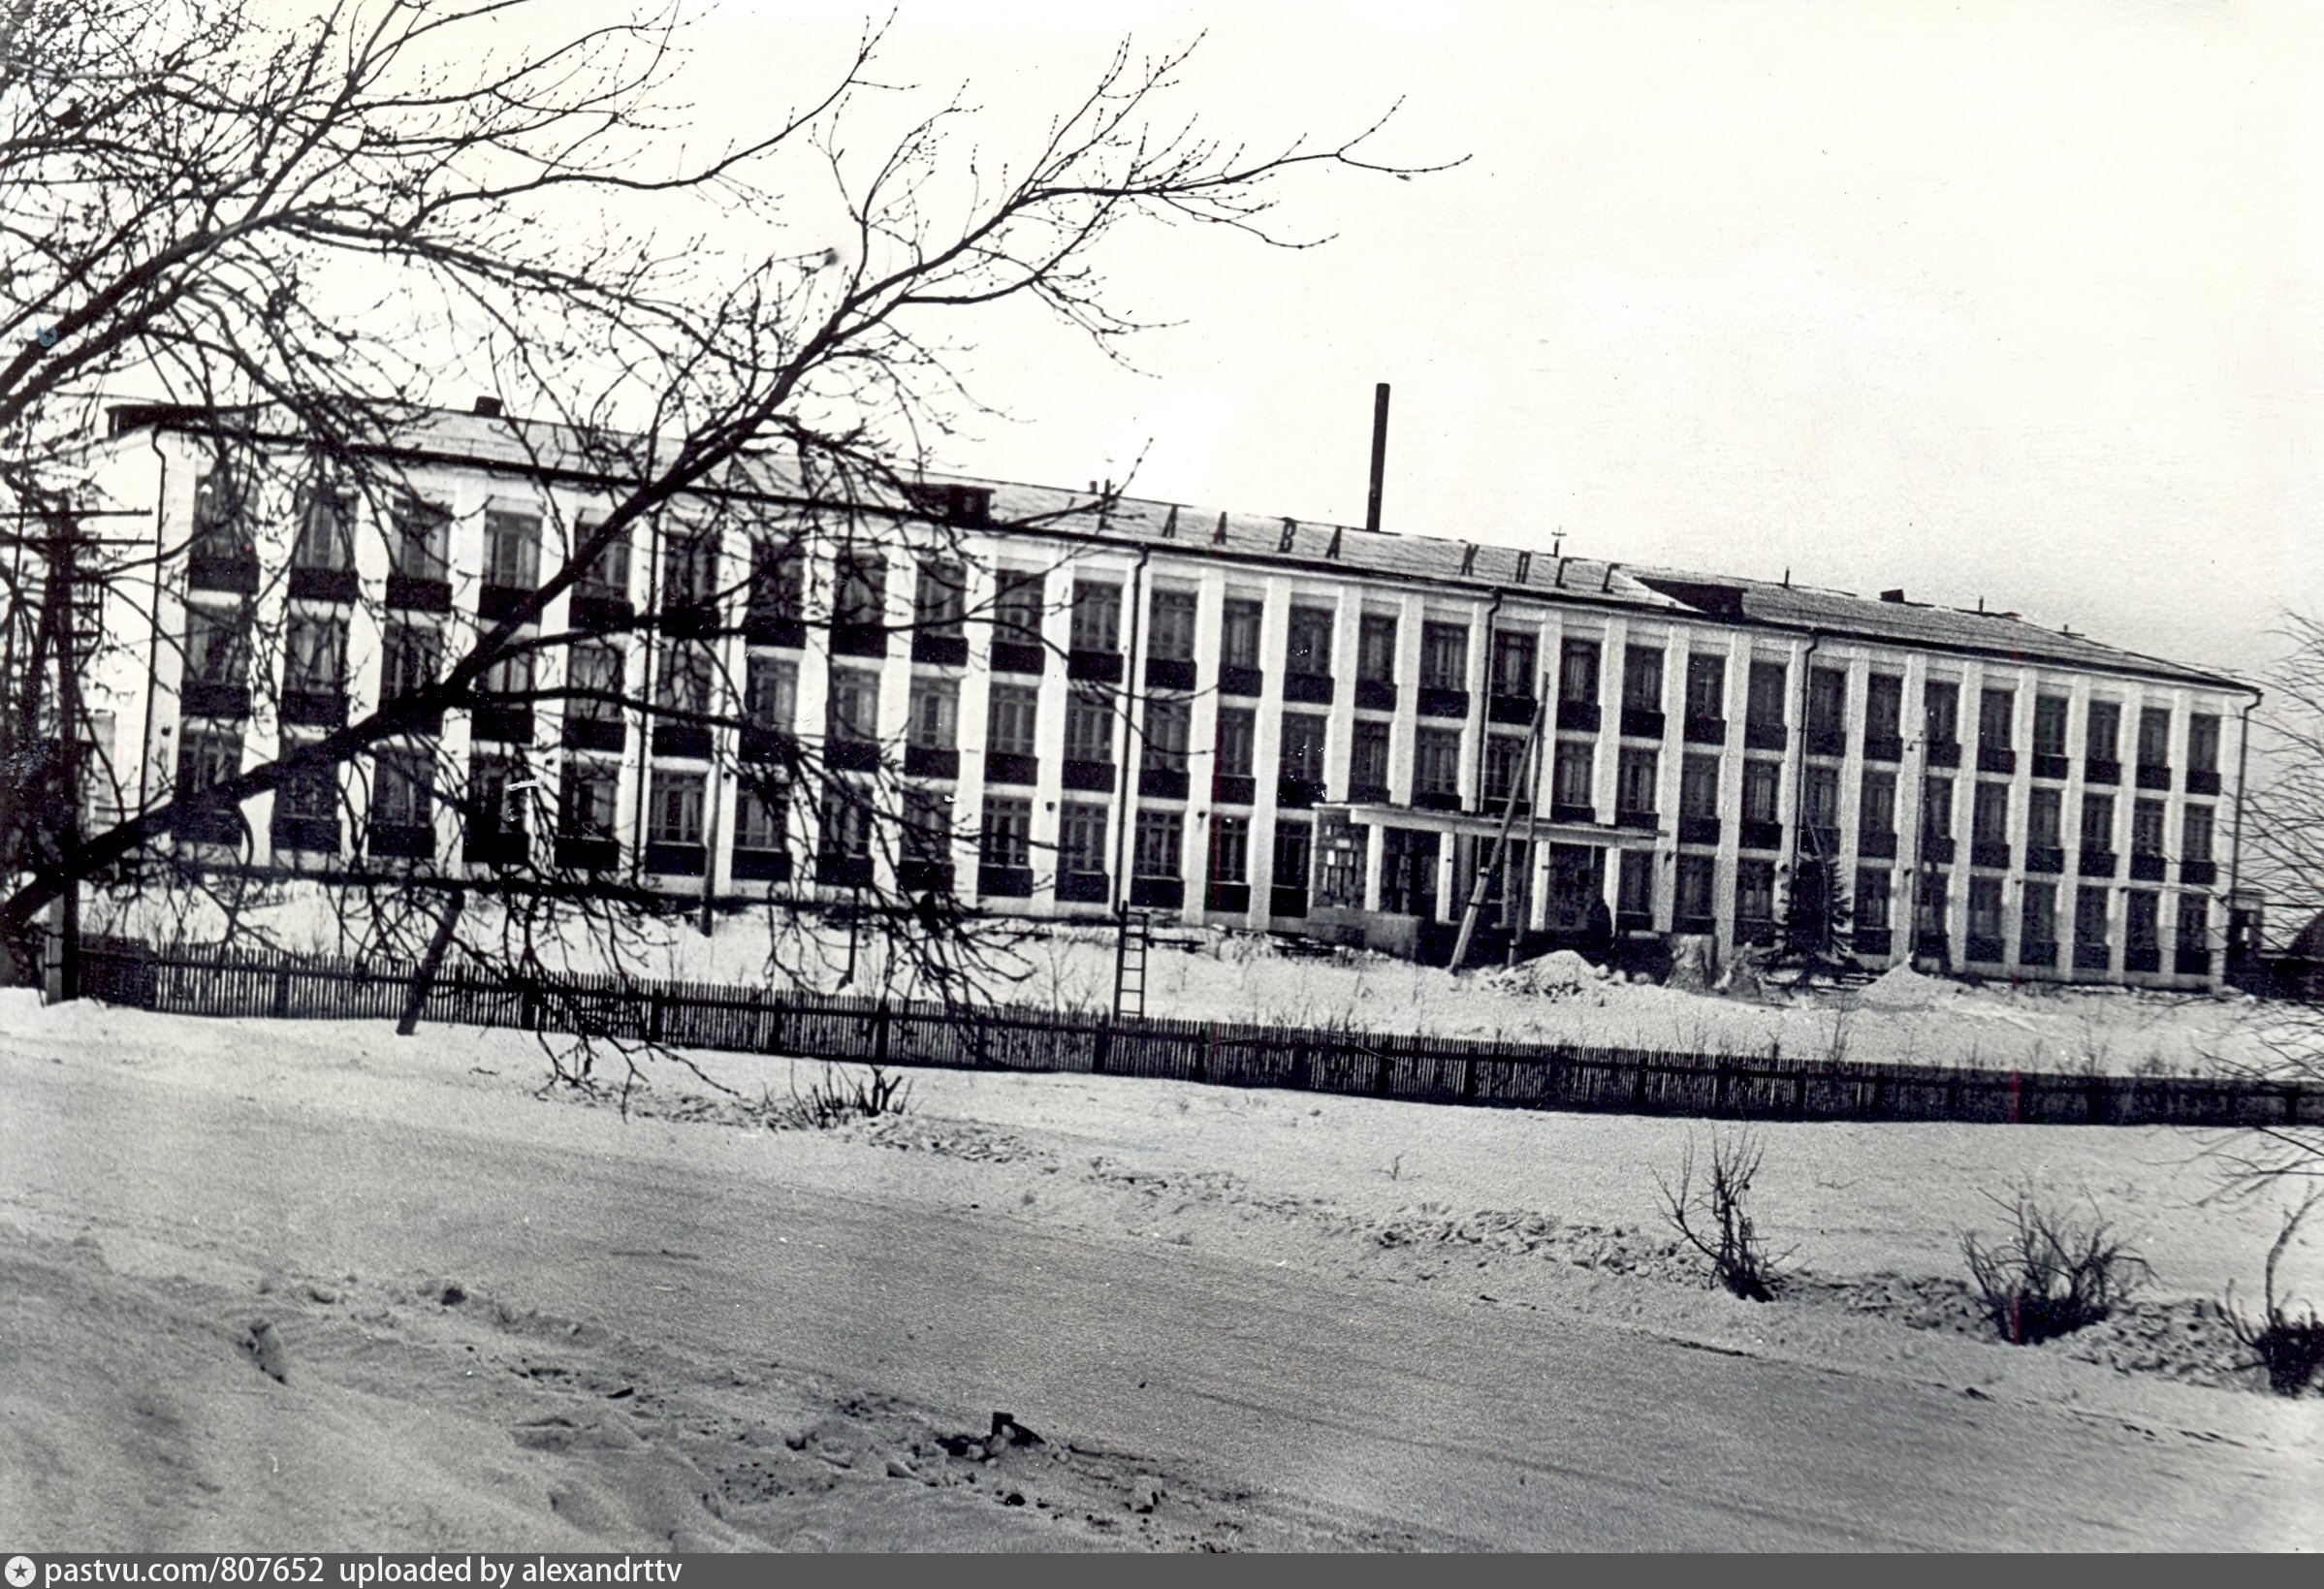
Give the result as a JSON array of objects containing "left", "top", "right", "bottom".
[
  {"left": 2223, "top": 1192, "right": 2324, "bottom": 1398},
  {"left": 1961, "top": 1191, "right": 2150, "bottom": 1344},
  {"left": 774, "top": 1063, "right": 913, "bottom": 1128},
  {"left": 1655, "top": 1129, "right": 1790, "bottom": 1301}
]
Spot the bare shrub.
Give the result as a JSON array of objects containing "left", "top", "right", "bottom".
[
  {"left": 1655, "top": 1130, "right": 1790, "bottom": 1301},
  {"left": 770, "top": 1063, "right": 914, "bottom": 1129},
  {"left": 1961, "top": 1190, "right": 2151, "bottom": 1344},
  {"left": 2223, "top": 1191, "right": 2324, "bottom": 1397}
]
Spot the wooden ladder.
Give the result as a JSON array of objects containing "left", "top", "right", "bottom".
[{"left": 1112, "top": 908, "right": 1153, "bottom": 1020}]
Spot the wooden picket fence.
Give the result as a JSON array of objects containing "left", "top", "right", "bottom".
[{"left": 71, "top": 935, "right": 2322, "bottom": 1130}]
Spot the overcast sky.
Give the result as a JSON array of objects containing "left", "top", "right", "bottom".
[{"left": 683, "top": 1, "right": 2320, "bottom": 683}]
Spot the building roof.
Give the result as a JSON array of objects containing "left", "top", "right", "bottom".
[{"left": 109, "top": 398, "right": 2255, "bottom": 694}]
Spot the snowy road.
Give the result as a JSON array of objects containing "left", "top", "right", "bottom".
[{"left": 5, "top": 1005, "right": 2317, "bottom": 1549}]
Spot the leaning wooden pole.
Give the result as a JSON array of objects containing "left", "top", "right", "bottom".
[
  {"left": 397, "top": 887, "right": 466, "bottom": 1036},
  {"left": 1449, "top": 696, "right": 1547, "bottom": 972}
]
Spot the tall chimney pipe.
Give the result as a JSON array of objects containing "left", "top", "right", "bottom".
[{"left": 1363, "top": 382, "right": 1390, "bottom": 535}]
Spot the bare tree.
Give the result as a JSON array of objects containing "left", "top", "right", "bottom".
[
  {"left": 0, "top": 0, "right": 1446, "bottom": 1046},
  {"left": 2212, "top": 612, "right": 2324, "bottom": 1190}
]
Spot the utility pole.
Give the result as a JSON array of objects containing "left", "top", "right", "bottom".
[{"left": 47, "top": 507, "right": 81, "bottom": 1001}]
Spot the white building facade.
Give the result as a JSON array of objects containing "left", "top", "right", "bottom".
[{"left": 75, "top": 403, "right": 2261, "bottom": 989}]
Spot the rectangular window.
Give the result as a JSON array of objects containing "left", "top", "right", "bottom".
[
  {"left": 2033, "top": 695, "right": 2070, "bottom": 757},
  {"left": 987, "top": 683, "right": 1039, "bottom": 757},
  {"left": 2086, "top": 700, "right": 2121, "bottom": 763},
  {"left": 745, "top": 654, "right": 796, "bottom": 731},
  {"left": 1742, "top": 758, "right": 1781, "bottom": 823},
  {"left": 1552, "top": 739, "right": 1593, "bottom": 809},
  {"left": 2022, "top": 881, "right": 2057, "bottom": 946},
  {"left": 747, "top": 538, "right": 804, "bottom": 625},
  {"left": 484, "top": 511, "right": 540, "bottom": 590},
  {"left": 1148, "top": 588, "right": 1198, "bottom": 661},
  {"left": 394, "top": 499, "right": 451, "bottom": 581},
  {"left": 1735, "top": 859, "right": 1776, "bottom": 926},
  {"left": 1618, "top": 848, "right": 1654, "bottom": 921},
  {"left": 1422, "top": 621, "right": 1470, "bottom": 690},
  {"left": 907, "top": 676, "right": 958, "bottom": 749},
  {"left": 1968, "top": 875, "right": 2005, "bottom": 940},
  {"left": 466, "top": 753, "right": 521, "bottom": 840},
  {"left": 1978, "top": 687, "right": 2015, "bottom": 750},
  {"left": 1358, "top": 613, "right": 1398, "bottom": 683},
  {"left": 285, "top": 614, "right": 348, "bottom": 692},
  {"left": 1065, "top": 688, "right": 1115, "bottom": 763},
  {"left": 1623, "top": 646, "right": 1665, "bottom": 713},
  {"left": 2080, "top": 791, "right": 2114, "bottom": 851},
  {"left": 374, "top": 749, "right": 433, "bottom": 828},
  {"left": 1917, "top": 871, "right": 1950, "bottom": 935},
  {"left": 1685, "top": 653, "right": 1726, "bottom": 719},
  {"left": 2177, "top": 894, "right": 2210, "bottom": 951},
  {"left": 1747, "top": 660, "right": 1788, "bottom": 728},
  {"left": 1280, "top": 713, "right": 1328, "bottom": 782},
  {"left": 2138, "top": 706, "right": 2172, "bottom": 767},
  {"left": 1220, "top": 598, "right": 1264, "bottom": 669},
  {"left": 737, "top": 783, "right": 787, "bottom": 851},
  {"left": 293, "top": 488, "right": 352, "bottom": 570},
  {"left": 1215, "top": 707, "right": 1257, "bottom": 778},
  {"left": 2028, "top": 787, "right": 2062, "bottom": 849},
  {"left": 2075, "top": 885, "right": 2109, "bottom": 944},
  {"left": 819, "top": 784, "right": 872, "bottom": 861},
  {"left": 1680, "top": 753, "right": 1720, "bottom": 818},
  {"left": 981, "top": 796, "right": 1033, "bottom": 868},
  {"left": 1352, "top": 718, "right": 1391, "bottom": 792},
  {"left": 2126, "top": 891, "right": 2159, "bottom": 951},
  {"left": 1416, "top": 727, "right": 1464, "bottom": 799},
  {"left": 1492, "top": 628, "right": 1539, "bottom": 697},
  {"left": 648, "top": 770, "right": 705, "bottom": 845},
  {"left": 1274, "top": 821, "right": 1313, "bottom": 895},
  {"left": 1059, "top": 802, "right": 1109, "bottom": 877},
  {"left": 1134, "top": 810, "right": 1183, "bottom": 878},
  {"left": 382, "top": 621, "right": 441, "bottom": 701},
  {"left": 1860, "top": 769, "right": 1897, "bottom": 837},
  {"left": 1808, "top": 667, "right": 1847, "bottom": 735},
  {"left": 184, "top": 604, "right": 251, "bottom": 685},
  {"left": 1802, "top": 764, "right": 1839, "bottom": 827},
  {"left": 2187, "top": 714, "right": 2220, "bottom": 776},
  {"left": 1924, "top": 680, "right": 1959, "bottom": 745},
  {"left": 1972, "top": 781, "right": 2010, "bottom": 846},
  {"left": 993, "top": 569, "right": 1046, "bottom": 643},
  {"left": 1287, "top": 607, "right": 1336, "bottom": 676},
  {"left": 480, "top": 645, "right": 535, "bottom": 703},
  {"left": 558, "top": 759, "right": 619, "bottom": 839},
  {"left": 1923, "top": 776, "right": 1955, "bottom": 840},
  {"left": 1864, "top": 673, "right": 1902, "bottom": 741},
  {"left": 653, "top": 640, "right": 714, "bottom": 716},
  {"left": 1142, "top": 693, "right": 1191, "bottom": 774},
  {"left": 1676, "top": 853, "right": 1715, "bottom": 925},
  {"left": 563, "top": 641, "right": 623, "bottom": 723},
  {"left": 1857, "top": 869, "right": 1893, "bottom": 931},
  {"left": 1483, "top": 734, "right": 1530, "bottom": 806},
  {"left": 1617, "top": 747, "right": 1659, "bottom": 815},
  {"left": 911, "top": 561, "right": 967, "bottom": 639},
  {"left": 1317, "top": 811, "right": 1366, "bottom": 908},
  {"left": 2182, "top": 805, "right": 2213, "bottom": 864},
  {"left": 825, "top": 666, "right": 880, "bottom": 742},
  {"left": 1559, "top": 638, "right": 1601, "bottom": 706},
  {"left": 577, "top": 520, "right": 631, "bottom": 604},
  {"left": 2131, "top": 798, "right": 2166, "bottom": 856},
  {"left": 660, "top": 525, "right": 720, "bottom": 610},
  {"left": 1209, "top": 814, "right": 1250, "bottom": 883},
  {"left": 834, "top": 552, "right": 885, "bottom": 627},
  {"left": 275, "top": 758, "right": 336, "bottom": 821},
  {"left": 901, "top": 784, "right": 951, "bottom": 864},
  {"left": 1070, "top": 581, "right": 1122, "bottom": 653}
]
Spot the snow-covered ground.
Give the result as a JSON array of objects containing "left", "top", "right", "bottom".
[
  {"left": 4, "top": 990, "right": 2321, "bottom": 1548},
  {"left": 87, "top": 879, "right": 2288, "bottom": 1077}
]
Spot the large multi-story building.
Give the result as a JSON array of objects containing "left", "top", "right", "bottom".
[{"left": 66, "top": 400, "right": 2259, "bottom": 987}]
